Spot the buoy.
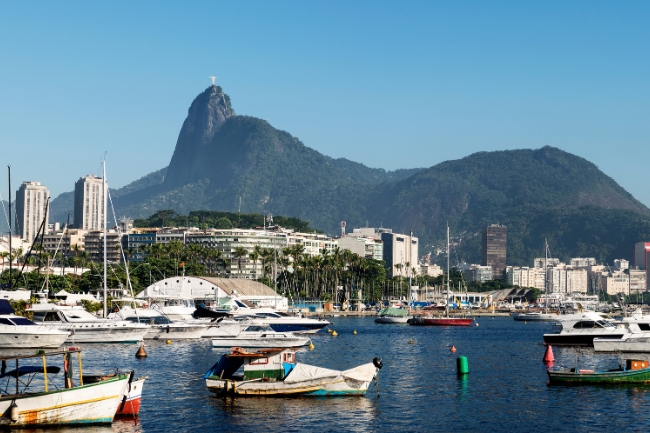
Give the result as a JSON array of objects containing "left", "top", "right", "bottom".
[
  {"left": 450, "top": 345, "right": 457, "bottom": 353},
  {"left": 409, "top": 339, "right": 414, "bottom": 344},
  {"left": 474, "top": 322, "right": 479, "bottom": 327},
  {"left": 327, "top": 329, "right": 333, "bottom": 333},
  {"left": 524, "top": 321, "right": 527, "bottom": 324},
  {"left": 332, "top": 331, "right": 338, "bottom": 336},
  {"left": 9, "top": 401, "right": 18, "bottom": 422},
  {"left": 309, "top": 342, "right": 315, "bottom": 350},
  {"left": 353, "top": 330, "right": 357, "bottom": 335},
  {"left": 543, "top": 345, "right": 555, "bottom": 363},
  {"left": 135, "top": 345, "right": 147, "bottom": 358},
  {"left": 166, "top": 339, "right": 172, "bottom": 345},
  {"left": 457, "top": 356, "right": 469, "bottom": 375}
]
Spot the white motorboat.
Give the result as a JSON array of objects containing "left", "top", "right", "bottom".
[
  {"left": 543, "top": 312, "right": 626, "bottom": 347},
  {"left": 0, "top": 347, "right": 130, "bottom": 426},
  {"left": 211, "top": 324, "right": 311, "bottom": 348},
  {"left": 0, "top": 300, "right": 69, "bottom": 349},
  {"left": 375, "top": 307, "right": 409, "bottom": 324},
  {"left": 29, "top": 303, "right": 150, "bottom": 344},
  {"left": 204, "top": 347, "right": 382, "bottom": 396},
  {"left": 513, "top": 312, "right": 559, "bottom": 322},
  {"left": 594, "top": 315, "right": 650, "bottom": 352},
  {"left": 109, "top": 300, "right": 208, "bottom": 340}
]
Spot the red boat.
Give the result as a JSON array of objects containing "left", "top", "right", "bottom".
[
  {"left": 408, "top": 316, "right": 474, "bottom": 327},
  {"left": 116, "top": 376, "right": 146, "bottom": 416}
]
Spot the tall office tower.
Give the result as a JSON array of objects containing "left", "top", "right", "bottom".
[
  {"left": 634, "top": 242, "right": 650, "bottom": 292},
  {"left": 15, "top": 181, "right": 50, "bottom": 243},
  {"left": 74, "top": 175, "right": 105, "bottom": 231},
  {"left": 482, "top": 224, "right": 507, "bottom": 279}
]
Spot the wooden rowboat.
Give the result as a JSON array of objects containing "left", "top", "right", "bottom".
[{"left": 547, "top": 359, "right": 650, "bottom": 385}]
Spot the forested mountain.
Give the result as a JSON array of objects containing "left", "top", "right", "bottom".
[{"left": 48, "top": 85, "right": 650, "bottom": 266}]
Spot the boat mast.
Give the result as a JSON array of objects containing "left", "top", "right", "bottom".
[
  {"left": 446, "top": 225, "right": 450, "bottom": 318},
  {"left": 103, "top": 160, "right": 108, "bottom": 318},
  {"left": 7, "top": 166, "right": 11, "bottom": 290},
  {"left": 544, "top": 237, "right": 548, "bottom": 314}
]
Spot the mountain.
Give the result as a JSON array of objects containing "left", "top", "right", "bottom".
[
  {"left": 49, "top": 85, "right": 650, "bottom": 266},
  {"left": 368, "top": 147, "right": 650, "bottom": 265}
]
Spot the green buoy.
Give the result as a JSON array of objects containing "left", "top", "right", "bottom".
[{"left": 457, "top": 356, "right": 469, "bottom": 375}]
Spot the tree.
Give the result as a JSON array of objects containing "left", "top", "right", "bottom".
[{"left": 233, "top": 247, "right": 248, "bottom": 276}]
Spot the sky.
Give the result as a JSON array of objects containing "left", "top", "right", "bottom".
[{"left": 1, "top": 1, "right": 649, "bottom": 207}]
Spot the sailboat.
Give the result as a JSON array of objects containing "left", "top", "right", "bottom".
[
  {"left": 408, "top": 226, "right": 473, "bottom": 327},
  {"left": 513, "top": 238, "right": 558, "bottom": 322}
]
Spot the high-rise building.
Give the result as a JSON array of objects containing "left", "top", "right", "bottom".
[
  {"left": 634, "top": 242, "right": 650, "bottom": 293},
  {"left": 74, "top": 175, "right": 105, "bottom": 231},
  {"left": 482, "top": 224, "right": 507, "bottom": 279},
  {"left": 15, "top": 181, "right": 50, "bottom": 243}
]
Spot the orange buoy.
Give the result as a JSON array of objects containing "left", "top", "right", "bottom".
[
  {"left": 450, "top": 345, "right": 457, "bottom": 353},
  {"left": 135, "top": 345, "right": 148, "bottom": 358},
  {"left": 543, "top": 345, "right": 555, "bottom": 363}
]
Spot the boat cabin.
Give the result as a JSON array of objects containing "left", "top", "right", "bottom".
[{"left": 204, "top": 348, "right": 297, "bottom": 382}]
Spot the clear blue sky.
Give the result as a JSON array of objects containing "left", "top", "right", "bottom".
[{"left": 1, "top": 1, "right": 649, "bottom": 207}]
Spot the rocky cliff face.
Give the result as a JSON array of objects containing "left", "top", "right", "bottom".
[{"left": 164, "top": 86, "right": 235, "bottom": 187}]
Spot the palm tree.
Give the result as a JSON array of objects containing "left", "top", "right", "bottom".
[
  {"left": 233, "top": 246, "right": 248, "bottom": 277},
  {"left": 249, "top": 246, "right": 262, "bottom": 279}
]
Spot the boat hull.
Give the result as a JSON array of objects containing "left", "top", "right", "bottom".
[
  {"left": 66, "top": 326, "right": 150, "bottom": 344},
  {"left": 206, "top": 362, "right": 378, "bottom": 396},
  {"left": 513, "top": 313, "right": 559, "bottom": 322},
  {"left": 268, "top": 323, "right": 329, "bottom": 334},
  {"left": 0, "top": 329, "right": 69, "bottom": 349},
  {"left": 543, "top": 333, "right": 625, "bottom": 347},
  {"left": 211, "top": 336, "right": 311, "bottom": 348},
  {"left": 0, "top": 374, "right": 128, "bottom": 426},
  {"left": 145, "top": 325, "right": 206, "bottom": 340},
  {"left": 115, "top": 377, "right": 145, "bottom": 416},
  {"left": 375, "top": 317, "right": 409, "bottom": 324},
  {"left": 408, "top": 317, "right": 473, "bottom": 327},
  {"left": 547, "top": 367, "right": 650, "bottom": 385},
  {"left": 593, "top": 337, "right": 650, "bottom": 353}
]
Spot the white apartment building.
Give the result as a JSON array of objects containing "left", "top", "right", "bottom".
[
  {"left": 420, "top": 264, "right": 443, "bottom": 277},
  {"left": 15, "top": 181, "right": 50, "bottom": 243},
  {"left": 571, "top": 258, "right": 597, "bottom": 267},
  {"left": 629, "top": 268, "right": 647, "bottom": 294},
  {"left": 565, "top": 268, "right": 588, "bottom": 293},
  {"left": 373, "top": 228, "right": 418, "bottom": 278},
  {"left": 74, "top": 175, "right": 105, "bottom": 231},
  {"left": 336, "top": 229, "right": 383, "bottom": 261},
  {"left": 606, "top": 271, "right": 629, "bottom": 295},
  {"left": 506, "top": 266, "right": 546, "bottom": 289}
]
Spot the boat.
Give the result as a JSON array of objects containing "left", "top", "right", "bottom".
[
  {"left": 513, "top": 312, "right": 559, "bottom": 322},
  {"left": 196, "top": 303, "right": 331, "bottom": 336},
  {"left": 0, "top": 347, "right": 131, "bottom": 426},
  {"left": 547, "top": 359, "right": 650, "bottom": 385},
  {"left": 408, "top": 226, "right": 473, "bottom": 327},
  {"left": 593, "top": 318, "right": 650, "bottom": 352},
  {"left": 211, "top": 324, "right": 311, "bottom": 348},
  {"left": 542, "top": 312, "right": 626, "bottom": 347},
  {"left": 29, "top": 301, "right": 150, "bottom": 344},
  {"left": 204, "top": 347, "right": 382, "bottom": 396},
  {"left": 0, "top": 300, "right": 69, "bottom": 349},
  {"left": 375, "top": 307, "right": 409, "bottom": 324},
  {"left": 109, "top": 299, "right": 208, "bottom": 340},
  {"left": 115, "top": 374, "right": 146, "bottom": 417}
]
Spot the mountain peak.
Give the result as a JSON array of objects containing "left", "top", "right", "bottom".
[{"left": 164, "top": 86, "right": 236, "bottom": 187}]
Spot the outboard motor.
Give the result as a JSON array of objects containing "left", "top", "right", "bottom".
[{"left": 373, "top": 357, "right": 383, "bottom": 369}]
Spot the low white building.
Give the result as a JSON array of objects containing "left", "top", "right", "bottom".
[{"left": 138, "top": 276, "right": 288, "bottom": 311}]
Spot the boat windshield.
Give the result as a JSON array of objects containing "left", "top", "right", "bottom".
[
  {"left": 243, "top": 325, "right": 273, "bottom": 332},
  {"left": 255, "top": 313, "right": 281, "bottom": 319},
  {"left": 127, "top": 316, "right": 171, "bottom": 325},
  {"left": 0, "top": 317, "right": 35, "bottom": 326},
  {"left": 60, "top": 310, "right": 99, "bottom": 321},
  {"left": 573, "top": 320, "right": 614, "bottom": 329}
]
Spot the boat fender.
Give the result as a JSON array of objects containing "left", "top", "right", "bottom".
[
  {"left": 166, "top": 326, "right": 170, "bottom": 334},
  {"left": 373, "top": 358, "right": 383, "bottom": 369},
  {"left": 9, "top": 401, "right": 18, "bottom": 422}
]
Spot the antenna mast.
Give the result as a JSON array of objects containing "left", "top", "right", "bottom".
[{"left": 7, "top": 166, "right": 12, "bottom": 290}]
